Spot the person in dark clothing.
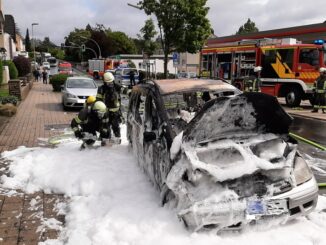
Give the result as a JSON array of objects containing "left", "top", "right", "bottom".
[
  {"left": 311, "top": 67, "right": 326, "bottom": 113},
  {"left": 96, "top": 72, "right": 122, "bottom": 140},
  {"left": 138, "top": 70, "right": 145, "bottom": 84},
  {"left": 129, "top": 69, "right": 136, "bottom": 87},
  {"left": 42, "top": 69, "right": 48, "bottom": 84},
  {"left": 71, "top": 101, "right": 109, "bottom": 147},
  {"left": 33, "top": 69, "right": 39, "bottom": 82}
]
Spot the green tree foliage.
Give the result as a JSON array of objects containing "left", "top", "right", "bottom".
[
  {"left": 137, "top": 0, "right": 211, "bottom": 78},
  {"left": 138, "top": 18, "right": 158, "bottom": 57},
  {"left": 4, "top": 61, "right": 18, "bottom": 79},
  {"left": 109, "top": 31, "right": 137, "bottom": 55},
  {"left": 36, "top": 37, "right": 56, "bottom": 52},
  {"left": 64, "top": 28, "right": 91, "bottom": 61},
  {"left": 25, "top": 28, "right": 31, "bottom": 52},
  {"left": 13, "top": 56, "right": 31, "bottom": 76},
  {"left": 236, "top": 18, "right": 259, "bottom": 35}
]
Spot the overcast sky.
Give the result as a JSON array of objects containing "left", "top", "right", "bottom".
[{"left": 4, "top": 0, "right": 326, "bottom": 45}]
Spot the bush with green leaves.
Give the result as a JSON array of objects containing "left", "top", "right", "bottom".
[
  {"left": 155, "top": 72, "right": 176, "bottom": 80},
  {"left": 0, "top": 60, "right": 3, "bottom": 84},
  {"left": 13, "top": 56, "right": 31, "bottom": 76},
  {"left": 4, "top": 60, "right": 18, "bottom": 79},
  {"left": 50, "top": 74, "right": 69, "bottom": 91},
  {"left": 0, "top": 95, "right": 19, "bottom": 105}
]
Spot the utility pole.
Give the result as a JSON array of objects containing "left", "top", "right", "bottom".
[{"left": 31, "top": 23, "right": 39, "bottom": 62}]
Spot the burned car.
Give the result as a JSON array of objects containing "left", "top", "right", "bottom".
[{"left": 127, "top": 79, "right": 318, "bottom": 232}]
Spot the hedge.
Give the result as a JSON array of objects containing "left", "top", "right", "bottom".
[
  {"left": 0, "top": 60, "right": 3, "bottom": 85},
  {"left": 4, "top": 60, "right": 18, "bottom": 79},
  {"left": 50, "top": 74, "right": 69, "bottom": 91},
  {"left": 13, "top": 56, "right": 31, "bottom": 76}
]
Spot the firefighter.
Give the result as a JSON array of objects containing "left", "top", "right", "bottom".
[
  {"left": 252, "top": 66, "right": 262, "bottom": 92},
  {"left": 96, "top": 72, "right": 122, "bottom": 140},
  {"left": 71, "top": 101, "right": 109, "bottom": 147},
  {"left": 311, "top": 67, "right": 326, "bottom": 113},
  {"left": 84, "top": 95, "right": 96, "bottom": 111}
]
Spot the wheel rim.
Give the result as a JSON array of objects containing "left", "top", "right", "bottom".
[{"left": 286, "top": 92, "right": 295, "bottom": 105}]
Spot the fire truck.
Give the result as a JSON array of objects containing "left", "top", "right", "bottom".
[
  {"left": 88, "top": 59, "right": 128, "bottom": 79},
  {"left": 200, "top": 38, "right": 326, "bottom": 107}
]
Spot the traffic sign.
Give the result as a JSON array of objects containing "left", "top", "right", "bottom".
[{"left": 173, "top": 52, "right": 179, "bottom": 66}]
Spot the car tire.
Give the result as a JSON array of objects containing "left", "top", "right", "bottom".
[{"left": 285, "top": 87, "right": 302, "bottom": 107}]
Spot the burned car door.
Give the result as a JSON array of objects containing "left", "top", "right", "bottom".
[
  {"left": 128, "top": 90, "right": 147, "bottom": 166},
  {"left": 142, "top": 93, "right": 171, "bottom": 190}
]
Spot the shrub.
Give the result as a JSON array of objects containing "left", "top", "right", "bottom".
[
  {"left": 155, "top": 72, "right": 176, "bottom": 80},
  {"left": 4, "top": 60, "right": 18, "bottom": 79},
  {"left": 0, "top": 60, "right": 3, "bottom": 84},
  {"left": 13, "top": 56, "right": 31, "bottom": 76},
  {"left": 50, "top": 74, "right": 69, "bottom": 92},
  {"left": 0, "top": 95, "right": 19, "bottom": 105}
]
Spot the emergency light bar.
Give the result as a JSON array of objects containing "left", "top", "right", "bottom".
[{"left": 314, "top": 39, "right": 325, "bottom": 45}]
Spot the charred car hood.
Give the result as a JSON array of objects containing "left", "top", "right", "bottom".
[{"left": 183, "top": 93, "right": 293, "bottom": 144}]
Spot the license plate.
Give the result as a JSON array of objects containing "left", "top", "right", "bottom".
[{"left": 247, "top": 200, "right": 266, "bottom": 215}]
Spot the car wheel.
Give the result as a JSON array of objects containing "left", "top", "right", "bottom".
[{"left": 285, "top": 87, "right": 302, "bottom": 107}]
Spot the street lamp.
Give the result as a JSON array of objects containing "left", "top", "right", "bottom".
[
  {"left": 80, "top": 36, "right": 102, "bottom": 59},
  {"left": 31, "top": 23, "right": 39, "bottom": 62},
  {"left": 69, "top": 41, "right": 98, "bottom": 59}
]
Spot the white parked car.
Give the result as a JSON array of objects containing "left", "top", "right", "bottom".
[
  {"left": 61, "top": 77, "right": 98, "bottom": 110},
  {"left": 42, "top": 62, "right": 50, "bottom": 70}
]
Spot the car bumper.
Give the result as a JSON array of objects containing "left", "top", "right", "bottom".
[
  {"left": 63, "top": 98, "right": 86, "bottom": 108},
  {"left": 178, "top": 177, "right": 318, "bottom": 231}
]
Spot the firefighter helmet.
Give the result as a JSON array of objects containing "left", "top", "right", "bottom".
[
  {"left": 86, "top": 96, "right": 96, "bottom": 105},
  {"left": 319, "top": 67, "right": 326, "bottom": 74},
  {"left": 254, "top": 66, "right": 262, "bottom": 72},
  {"left": 92, "top": 101, "right": 107, "bottom": 118},
  {"left": 103, "top": 72, "right": 114, "bottom": 83}
]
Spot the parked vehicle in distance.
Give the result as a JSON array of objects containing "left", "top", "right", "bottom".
[
  {"left": 127, "top": 78, "right": 318, "bottom": 232},
  {"left": 115, "top": 68, "right": 139, "bottom": 87},
  {"left": 58, "top": 62, "right": 73, "bottom": 76},
  {"left": 42, "top": 62, "right": 50, "bottom": 70},
  {"left": 31, "top": 61, "right": 39, "bottom": 70},
  {"left": 177, "top": 72, "right": 197, "bottom": 79},
  {"left": 18, "top": 51, "right": 29, "bottom": 58},
  {"left": 61, "top": 76, "right": 97, "bottom": 110},
  {"left": 47, "top": 57, "right": 58, "bottom": 67}
]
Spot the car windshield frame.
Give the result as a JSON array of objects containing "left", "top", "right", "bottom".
[{"left": 66, "top": 79, "right": 96, "bottom": 89}]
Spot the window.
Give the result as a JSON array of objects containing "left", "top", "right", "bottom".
[{"left": 299, "top": 48, "right": 319, "bottom": 66}]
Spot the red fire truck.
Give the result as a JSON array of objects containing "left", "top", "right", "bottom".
[
  {"left": 200, "top": 38, "right": 326, "bottom": 107},
  {"left": 88, "top": 59, "right": 128, "bottom": 79}
]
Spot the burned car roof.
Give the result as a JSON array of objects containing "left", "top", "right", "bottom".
[{"left": 153, "top": 79, "right": 238, "bottom": 95}]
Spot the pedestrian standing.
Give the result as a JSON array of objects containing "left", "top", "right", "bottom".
[
  {"left": 311, "top": 67, "right": 326, "bottom": 113},
  {"left": 42, "top": 69, "right": 48, "bottom": 84},
  {"left": 129, "top": 69, "right": 136, "bottom": 87}
]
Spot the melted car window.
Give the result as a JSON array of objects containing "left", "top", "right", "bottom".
[{"left": 135, "top": 94, "right": 146, "bottom": 124}]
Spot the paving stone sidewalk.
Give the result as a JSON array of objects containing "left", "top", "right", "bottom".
[{"left": 0, "top": 82, "right": 77, "bottom": 244}]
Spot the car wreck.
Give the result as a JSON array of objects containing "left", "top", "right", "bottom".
[{"left": 127, "top": 79, "right": 318, "bottom": 232}]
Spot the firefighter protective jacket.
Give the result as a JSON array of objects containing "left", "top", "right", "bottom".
[
  {"left": 96, "top": 83, "right": 121, "bottom": 112},
  {"left": 71, "top": 108, "right": 109, "bottom": 138}
]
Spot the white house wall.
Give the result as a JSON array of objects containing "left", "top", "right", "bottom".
[{"left": 130, "top": 58, "right": 176, "bottom": 74}]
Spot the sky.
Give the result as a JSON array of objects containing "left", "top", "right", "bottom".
[
  {"left": 3, "top": 0, "right": 326, "bottom": 45},
  {"left": 1, "top": 126, "right": 326, "bottom": 244}
]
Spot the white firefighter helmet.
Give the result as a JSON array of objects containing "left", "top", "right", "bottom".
[
  {"left": 319, "top": 67, "right": 326, "bottom": 74},
  {"left": 92, "top": 101, "right": 107, "bottom": 118},
  {"left": 254, "top": 66, "right": 262, "bottom": 72},
  {"left": 103, "top": 72, "right": 114, "bottom": 83}
]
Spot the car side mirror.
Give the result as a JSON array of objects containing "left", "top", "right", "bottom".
[{"left": 144, "top": 131, "right": 156, "bottom": 142}]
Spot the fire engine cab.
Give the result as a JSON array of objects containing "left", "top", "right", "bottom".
[{"left": 200, "top": 38, "right": 326, "bottom": 107}]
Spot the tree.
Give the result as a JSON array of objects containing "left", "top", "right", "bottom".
[
  {"left": 25, "top": 28, "right": 31, "bottom": 52},
  {"left": 137, "top": 0, "right": 211, "bottom": 78},
  {"left": 236, "top": 18, "right": 259, "bottom": 35},
  {"left": 138, "top": 18, "right": 158, "bottom": 57},
  {"left": 109, "top": 31, "right": 137, "bottom": 55}
]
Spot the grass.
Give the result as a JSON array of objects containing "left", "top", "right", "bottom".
[{"left": 0, "top": 88, "right": 9, "bottom": 97}]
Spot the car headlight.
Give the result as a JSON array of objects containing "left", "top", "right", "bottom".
[
  {"left": 67, "top": 93, "right": 77, "bottom": 98},
  {"left": 294, "top": 156, "right": 313, "bottom": 186}
]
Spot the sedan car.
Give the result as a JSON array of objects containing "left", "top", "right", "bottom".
[
  {"left": 42, "top": 61, "right": 50, "bottom": 70},
  {"left": 127, "top": 78, "right": 318, "bottom": 232},
  {"left": 61, "top": 77, "right": 97, "bottom": 110}
]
